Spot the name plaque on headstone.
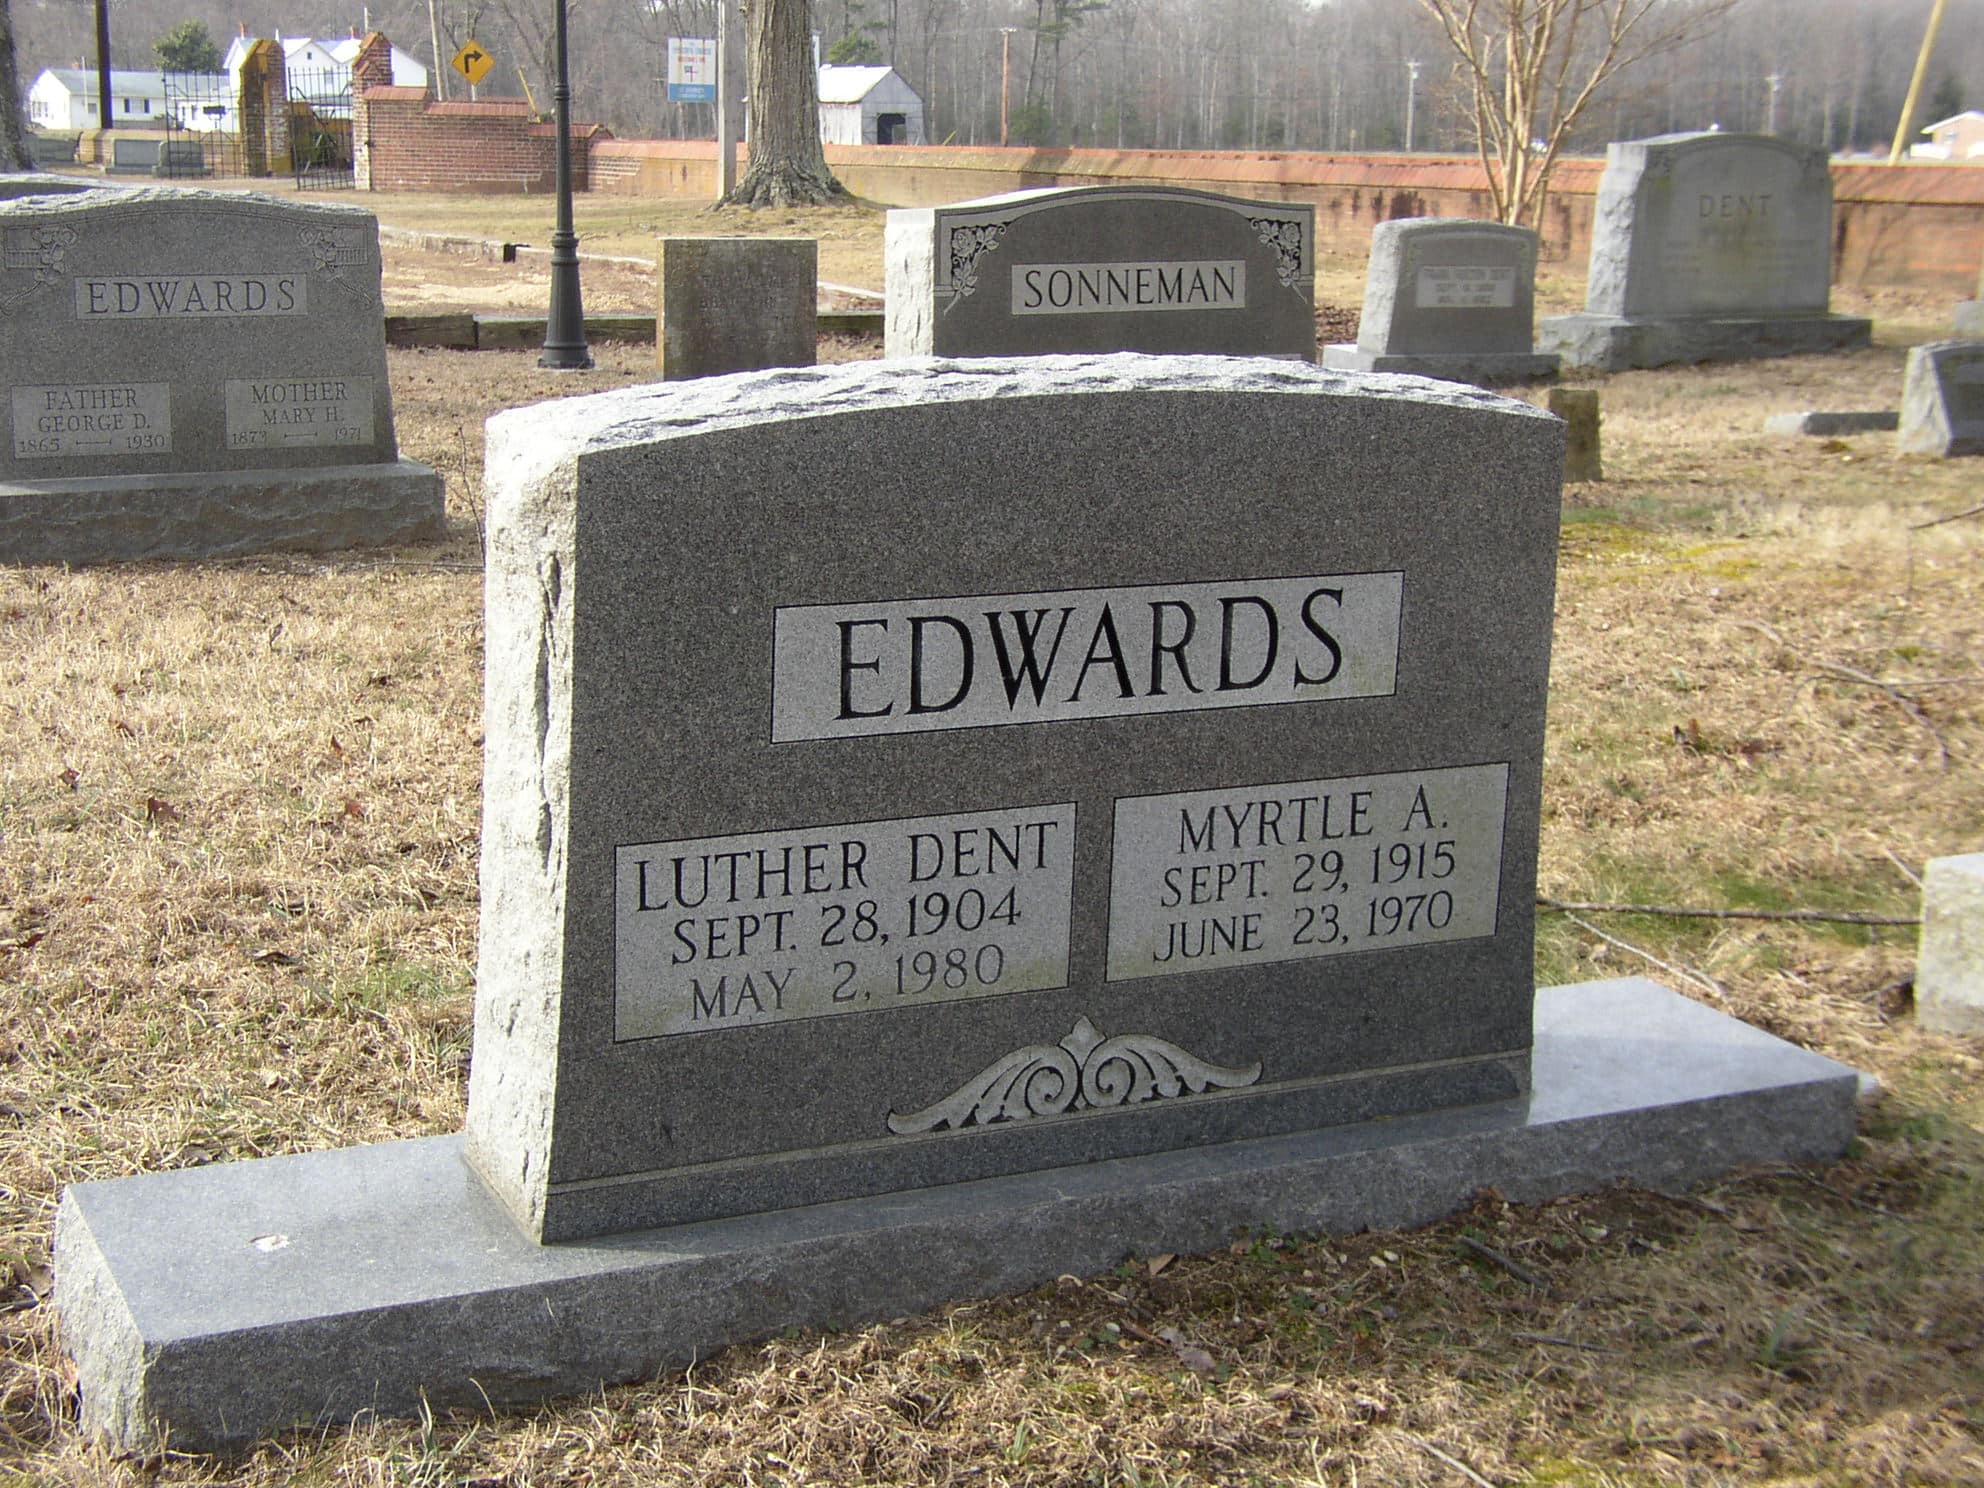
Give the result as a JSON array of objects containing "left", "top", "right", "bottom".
[
  {"left": 11, "top": 382, "right": 170, "bottom": 459},
  {"left": 1105, "top": 763, "right": 1508, "bottom": 980},
  {"left": 225, "top": 377, "right": 375, "bottom": 451},
  {"left": 1415, "top": 265, "right": 1516, "bottom": 309},
  {"left": 74, "top": 274, "right": 305, "bottom": 318},
  {"left": 614, "top": 804, "right": 1077, "bottom": 1039},
  {"left": 771, "top": 573, "right": 1403, "bottom": 741},
  {"left": 1011, "top": 261, "right": 1245, "bottom": 315}
]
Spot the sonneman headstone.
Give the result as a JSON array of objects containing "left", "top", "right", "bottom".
[
  {"left": 56, "top": 356, "right": 1864, "bottom": 1451},
  {"left": 885, "top": 187, "right": 1315, "bottom": 360},
  {"left": 1538, "top": 133, "right": 1871, "bottom": 370},
  {"left": 1896, "top": 340, "right": 1984, "bottom": 457},
  {"left": 1324, "top": 218, "right": 1557, "bottom": 385},
  {"left": 0, "top": 186, "right": 441, "bottom": 564}
]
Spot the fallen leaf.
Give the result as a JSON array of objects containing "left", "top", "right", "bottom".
[
  {"left": 55, "top": 766, "right": 78, "bottom": 791},
  {"left": 145, "top": 796, "right": 180, "bottom": 823},
  {"left": 1147, "top": 1253, "right": 1175, "bottom": 1278},
  {"left": 250, "top": 948, "right": 297, "bottom": 966},
  {"left": 328, "top": 735, "right": 345, "bottom": 760},
  {"left": 342, "top": 798, "right": 365, "bottom": 820},
  {"left": 111, "top": 718, "right": 135, "bottom": 738}
]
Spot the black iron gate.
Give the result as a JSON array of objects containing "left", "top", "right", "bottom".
[
  {"left": 159, "top": 69, "right": 240, "bottom": 177},
  {"left": 287, "top": 63, "right": 356, "bottom": 188}
]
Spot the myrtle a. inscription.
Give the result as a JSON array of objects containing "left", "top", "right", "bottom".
[
  {"left": 615, "top": 805, "right": 1076, "bottom": 1039},
  {"left": 772, "top": 573, "right": 1403, "bottom": 742},
  {"left": 1415, "top": 265, "right": 1516, "bottom": 309},
  {"left": 12, "top": 383, "right": 170, "bottom": 459},
  {"left": 1106, "top": 763, "right": 1509, "bottom": 980},
  {"left": 225, "top": 378, "right": 375, "bottom": 451}
]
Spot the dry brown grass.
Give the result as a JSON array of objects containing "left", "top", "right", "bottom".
[{"left": 2, "top": 250, "right": 1982, "bottom": 1485}]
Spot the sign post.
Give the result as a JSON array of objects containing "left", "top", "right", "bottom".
[
  {"left": 716, "top": 0, "right": 740, "bottom": 200},
  {"left": 667, "top": 38, "right": 716, "bottom": 103}
]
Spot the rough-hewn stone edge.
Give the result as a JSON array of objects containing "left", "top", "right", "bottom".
[
  {"left": 0, "top": 460, "right": 445, "bottom": 567},
  {"left": 1322, "top": 345, "right": 1560, "bottom": 387},
  {"left": 1537, "top": 313, "right": 1873, "bottom": 371},
  {"left": 59, "top": 979, "right": 1860, "bottom": 1454},
  {"left": 484, "top": 352, "right": 1556, "bottom": 472},
  {"left": 1918, "top": 853, "right": 1984, "bottom": 1034},
  {"left": 51, "top": 1192, "right": 150, "bottom": 1452},
  {"left": 0, "top": 183, "right": 380, "bottom": 225}
]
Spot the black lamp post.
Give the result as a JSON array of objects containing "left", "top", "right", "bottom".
[{"left": 540, "top": 0, "right": 592, "bottom": 370}]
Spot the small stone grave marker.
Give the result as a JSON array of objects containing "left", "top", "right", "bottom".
[
  {"left": 1539, "top": 132, "right": 1870, "bottom": 370},
  {"left": 1896, "top": 339, "right": 1984, "bottom": 457},
  {"left": 56, "top": 355, "right": 1863, "bottom": 1451},
  {"left": 656, "top": 236, "right": 816, "bottom": 379},
  {"left": 0, "top": 186, "right": 442, "bottom": 563},
  {"left": 1918, "top": 854, "right": 1984, "bottom": 1035},
  {"left": 1324, "top": 218, "right": 1557, "bottom": 384},
  {"left": 886, "top": 186, "right": 1315, "bottom": 360}
]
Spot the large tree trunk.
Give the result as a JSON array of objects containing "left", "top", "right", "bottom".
[
  {"left": 1, "top": 0, "right": 35, "bottom": 170},
  {"left": 721, "top": 0, "right": 848, "bottom": 207}
]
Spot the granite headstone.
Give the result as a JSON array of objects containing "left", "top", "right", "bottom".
[
  {"left": 56, "top": 356, "right": 1865, "bottom": 1451},
  {"left": 885, "top": 187, "right": 1315, "bottom": 360},
  {"left": 1953, "top": 252, "right": 1983, "bottom": 338},
  {"left": 1538, "top": 133, "right": 1871, "bottom": 370},
  {"left": 1324, "top": 218, "right": 1557, "bottom": 384},
  {"left": 1917, "top": 854, "right": 1984, "bottom": 1035},
  {"left": 0, "top": 186, "right": 442, "bottom": 563},
  {"left": 656, "top": 236, "right": 816, "bottom": 380},
  {"left": 1896, "top": 340, "right": 1984, "bottom": 457}
]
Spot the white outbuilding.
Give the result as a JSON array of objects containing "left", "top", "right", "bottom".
[
  {"left": 26, "top": 69, "right": 175, "bottom": 130},
  {"left": 816, "top": 65, "right": 925, "bottom": 146}
]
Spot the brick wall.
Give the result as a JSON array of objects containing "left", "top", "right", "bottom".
[
  {"left": 586, "top": 139, "right": 1984, "bottom": 296},
  {"left": 356, "top": 85, "right": 609, "bottom": 194}
]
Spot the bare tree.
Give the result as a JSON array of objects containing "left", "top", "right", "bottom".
[
  {"left": 720, "top": 0, "right": 848, "bottom": 205},
  {"left": 1, "top": 0, "right": 30, "bottom": 169},
  {"left": 1416, "top": 0, "right": 1737, "bottom": 226}
]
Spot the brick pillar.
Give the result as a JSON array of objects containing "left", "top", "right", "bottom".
[
  {"left": 236, "top": 40, "right": 290, "bottom": 177},
  {"left": 350, "top": 32, "right": 397, "bottom": 191}
]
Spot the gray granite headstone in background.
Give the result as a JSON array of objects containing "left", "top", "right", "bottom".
[
  {"left": 656, "top": 236, "right": 816, "bottom": 380},
  {"left": 1917, "top": 854, "right": 1984, "bottom": 1034},
  {"left": 886, "top": 187, "right": 1315, "bottom": 360},
  {"left": 1323, "top": 218, "right": 1557, "bottom": 385},
  {"left": 0, "top": 186, "right": 441, "bottom": 564},
  {"left": 1538, "top": 133, "right": 1871, "bottom": 370},
  {"left": 1954, "top": 253, "right": 1984, "bottom": 337},
  {"left": 1896, "top": 340, "right": 1984, "bottom": 457}
]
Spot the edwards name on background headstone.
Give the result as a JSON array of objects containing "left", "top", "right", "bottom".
[
  {"left": 1324, "top": 217, "right": 1557, "bottom": 385},
  {"left": 1538, "top": 132, "right": 1871, "bottom": 371},
  {"left": 57, "top": 355, "right": 1862, "bottom": 1451},
  {"left": 0, "top": 186, "right": 442, "bottom": 564},
  {"left": 1896, "top": 340, "right": 1984, "bottom": 457},
  {"left": 886, "top": 187, "right": 1315, "bottom": 360}
]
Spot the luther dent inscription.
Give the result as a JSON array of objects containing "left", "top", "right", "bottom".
[
  {"left": 225, "top": 377, "right": 375, "bottom": 451},
  {"left": 615, "top": 805, "right": 1077, "bottom": 1039},
  {"left": 1106, "top": 763, "right": 1509, "bottom": 980},
  {"left": 772, "top": 573, "right": 1403, "bottom": 742},
  {"left": 11, "top": 382, "right": 170, "bottom": 459},
  {"left": 1415, "top": 265, "right": 1516, "bottom": 309}
]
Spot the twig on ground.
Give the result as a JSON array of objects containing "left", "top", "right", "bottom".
[
  {"left": 1563, "top": 914, "right": 1726, "bottom": 1000},
  {"left": 1456, "top": 1235, "right": 1546, "bottom": 1290},
  {"left": 1882, "top": 849, "right": 1924, "bottom": 889},
  {"left": 1511, "top": 1331, "right": 1613, "bottom": 1354},
  {"left": 1410, "top": 1437, "right": 1498, "bottom": 1488},
  {"left": 1911, "top": 502, "right": 1984, "bottom": 530},
  {"left": 1807, "top": 662, "right": 1952, "bottom": 768},
  {"left": 1539, "top": 898, "right": 1917, "bottom": 927}
]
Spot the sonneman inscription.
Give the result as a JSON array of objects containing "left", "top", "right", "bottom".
[
  {"left": 1010, "top": 260, "right": 1246, "bottom": 315},
  {"left": 772, "top": 573, "right": 1403, "bottom": 742},
  {"left": 615, "top": 804, "right": 1076, "bottom": 1039},
  {"left": 1105, "top": 763, "right": 1509, "bottom": 981},
  {"left": 11, "top": 382, "right": 171, "bottom": 459}
]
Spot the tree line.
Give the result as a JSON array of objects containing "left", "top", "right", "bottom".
[{"left": 9, "top": 0, "right": 1979, "bottom": 160}]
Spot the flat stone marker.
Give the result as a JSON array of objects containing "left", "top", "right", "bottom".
[
  {"left": 1324, "top": 218, "right": 1557, "bottom": 385},
  {"left": 1762, "top": 410, "right": 1898, "bottom": 437},
  {"left": 657, "top": 237, "right": 816, "bottom": 380},
  {"left": 1896, "top": 340, "right": 1984, "bottom": 457},
  {"left": 1538, "top": 133, "right": 1871, "bottom": 371},
  {"left": 0, "top": 186, "right": 442, "bottom": 563},
  {"left": 56, "top": 355, "right": 1863, "bottom": 1450},
  {"left": 1918, "top": 854, "right": 1984, "bottom": 1035},
  {"left": 886, "top": 187, "right": 1315, "bottom": 360}
]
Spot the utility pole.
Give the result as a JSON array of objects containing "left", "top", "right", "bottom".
[
  {"left": 999, "top": 26, "right": 1015, "bottom": 146},
  {"left": 1889, "top": 0, "right": 1950, "bottom": 165},
  {"left": 716, "top": 0, "right": 740, "bottom": 199},
  {"left": 1404, "top": 58, "right": 1420, "bottom": 152},
  {"left": 93, "top": 0, "right": 112, "bottom": 133},
  {"left": 1765, "top": 72, "right": 1783, "bottom": 135}
]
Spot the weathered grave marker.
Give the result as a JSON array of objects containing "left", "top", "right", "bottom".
[
  {"left": 1763, "top": 410, "right": 1897, "bottom": 437},
  {"left": 1324, "top": 218, "right": 1557, "bottom": 384},
  {"left": 1954, "top": 252, "right": 1984, "bottom": 337},
  {"left": 1539, "top": 133, "right": 1870, "bottom": 370},
  {"left": 57, "top": 355, "right": 1862, "bottom": 1450},
  {"left": 657, "top": 236, "right": 816, "bottom": 379},
  {"left": 1918, "top": 854, "right": 1984, "bottom": 1035},
  {"left": 1548, "top": 387, "right": 1603, "bottom": 481},
  {"left": 1897, "top": 340, "right": 1984, "bottom": 457},
  {"left": 0, "top": 186, "right": 442, "bottom": 563},
  {"left": 886, "top": 187, "right": 1315, "bottom": 360}
]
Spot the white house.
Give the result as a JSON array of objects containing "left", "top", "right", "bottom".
[
  {"left": 817, "top": 65, "right": 925, "bottom": 146},
  {"left": 1913, "top": 110, "right": 1984, "bottom": 162},
  {"left": 26, "top": 68, "right": 177, "bottom": 130},
  {"left": 221, "top": 33, "right": 429, "bottom": 110}
]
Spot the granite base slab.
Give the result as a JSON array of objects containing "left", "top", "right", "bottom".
[
  {"left": 56, "top": 978, "right": 1860, "bottom": 1454},
  {"left": 1321, "top": 344, "right": 1560, "bottom": 386},
  {"left": 1763, "top": 410, "right": 1899, "bottom": 437},
  {"left": 0, "top": 460, "right": 444, "bottom": 566},
  {"left": 1537, "top": 313, "right": 1873, "bottom": 371}
]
